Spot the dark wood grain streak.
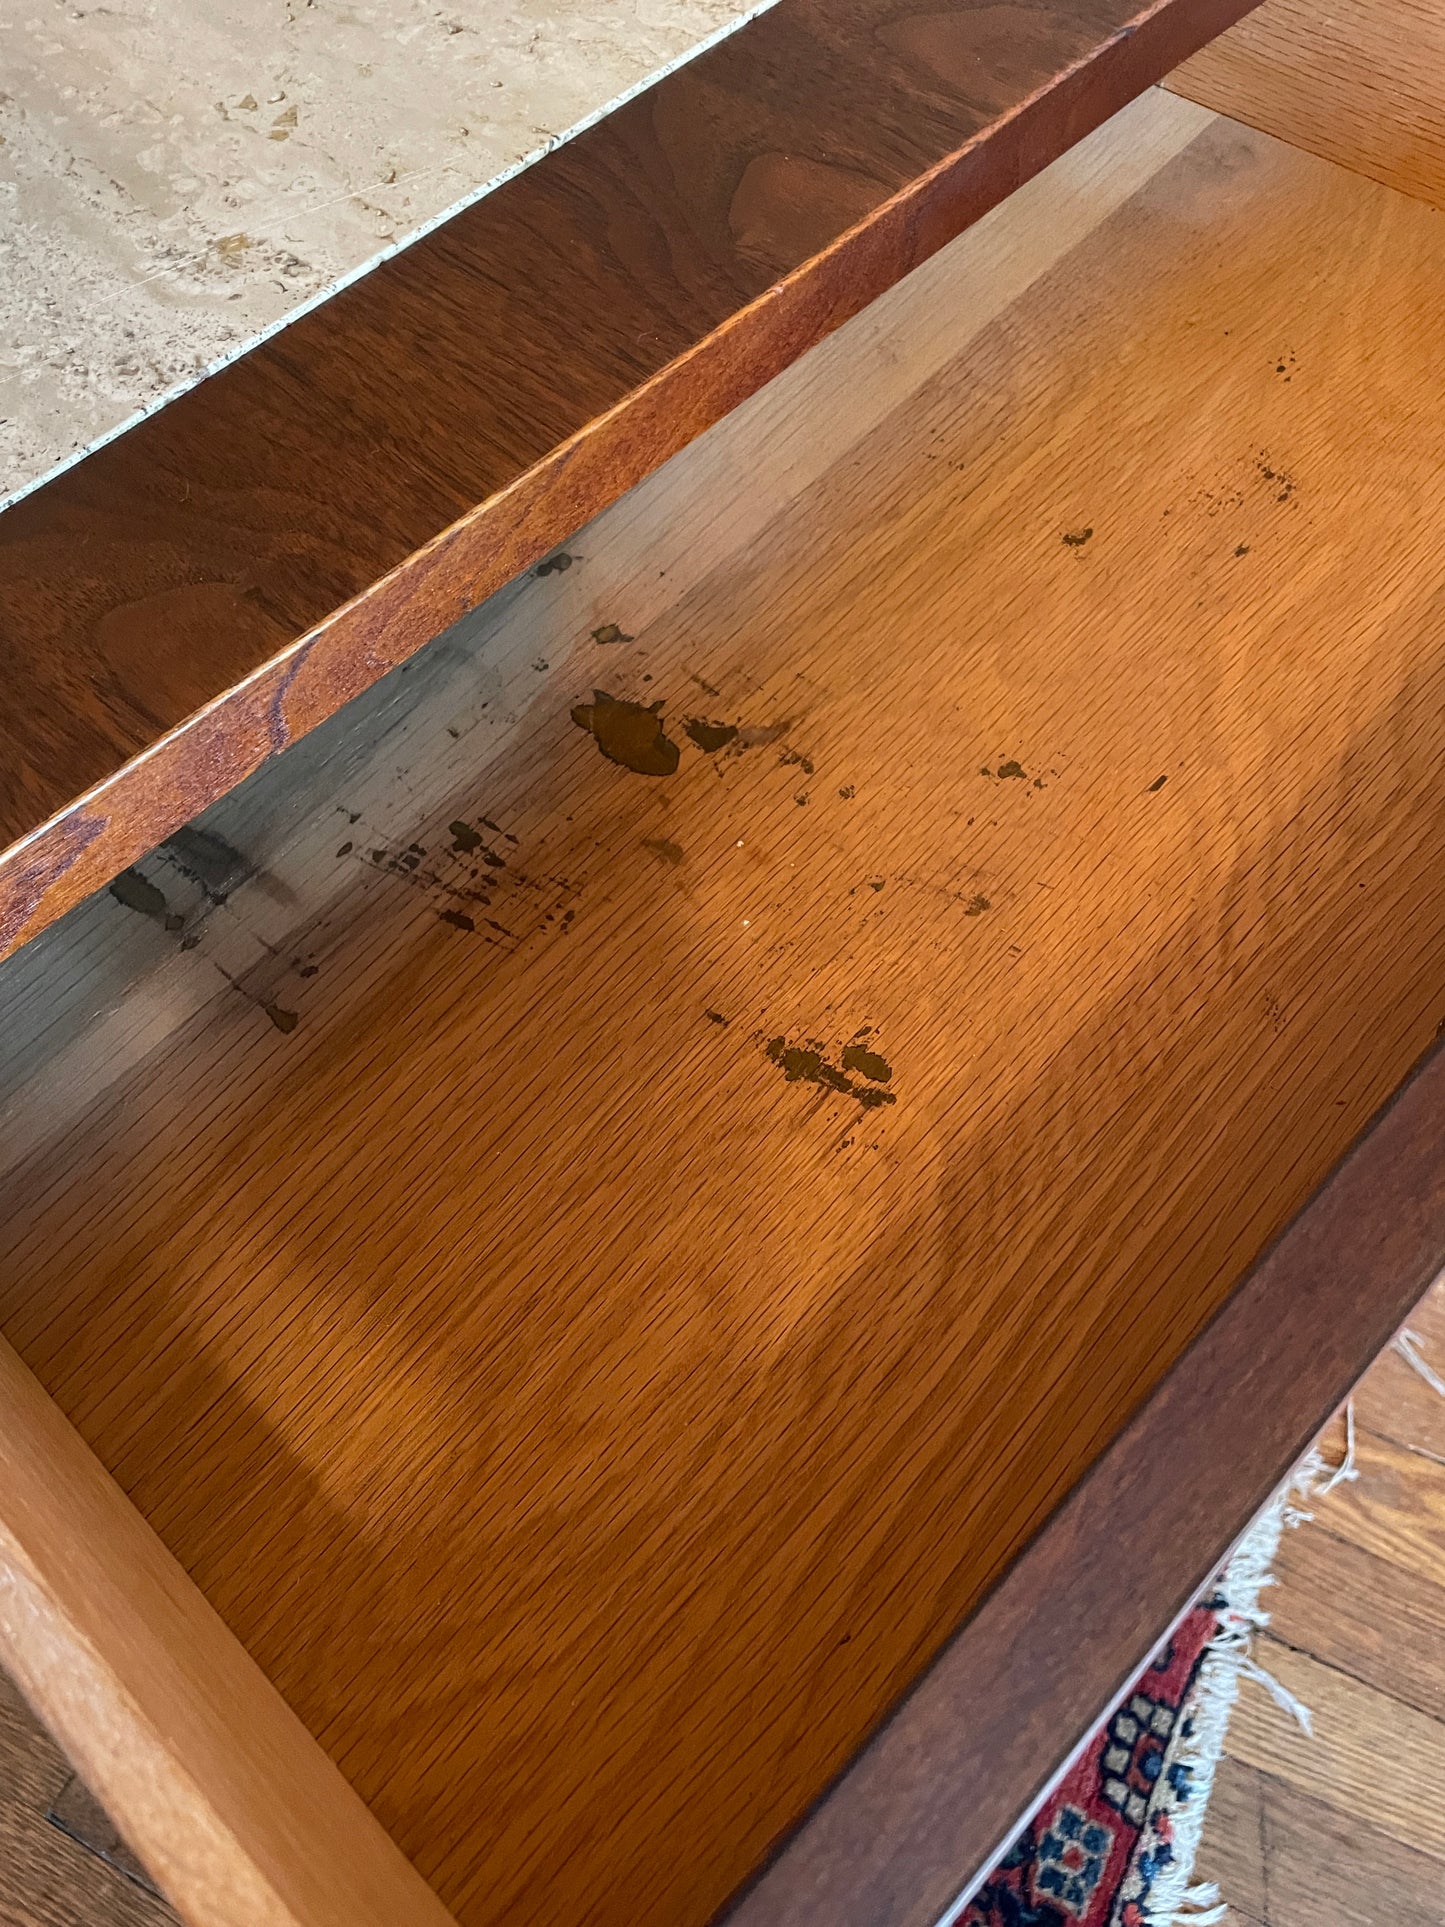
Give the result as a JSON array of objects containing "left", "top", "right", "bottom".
[
  {"left": 0, "top": 0, "right": 1260, "bottom": 960},
  {"left": 724, "top": 1038, "right": 1445, "bottom": 1927}
]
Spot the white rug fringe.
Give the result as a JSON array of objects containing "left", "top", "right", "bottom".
[
  {"left": 1396, "top": 1328, "right": 1445, "bottom": 1399},
  {"left": 1131, "top": 1447, "right": 1331, "bottom": 1927}
]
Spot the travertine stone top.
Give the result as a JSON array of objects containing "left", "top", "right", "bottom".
[{"left": 0, "top": 0, "right": 772, "bottom": 508}]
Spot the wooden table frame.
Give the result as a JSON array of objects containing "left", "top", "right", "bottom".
[{"left": 0, "top": 0, "right": 1261, "bottom": 960}]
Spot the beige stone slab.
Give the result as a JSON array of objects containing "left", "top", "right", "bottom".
[{"left": 0, "top": 0, "right": 775, "bottom": 509}]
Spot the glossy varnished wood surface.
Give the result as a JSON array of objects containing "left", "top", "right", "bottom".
[
  {"left": 730, "top": 1086, "right": 1445, "bottom": 1926},
  {"left": 1169, "top": 0, "right": 1445, "bottom": 213},
  {"left": 0, "top": 1338, "right": 459, "bottom": 1927},
  {"left": 8, "top": 98, "right": 1445, "bottom": 1927},
  {"left": 0, "top": 0, "right": 1261, "bottom": 961}
]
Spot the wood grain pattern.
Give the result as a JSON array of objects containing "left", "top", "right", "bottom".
[
  {"left": 5, "top": 106, "right": 1445, "bottom": 1927},
  {"left": 0, "top": 1338, "right": 458, "bottom": 1927},
  {"left": 730, "top": 1064, "right": 1445, "bottom": 1926},
  {"left": 1193, "top": 1279, "right": 1445, "bottom": 1927},
  {"left": 1169, "top": 0, "right": 1445, "bottom": 213},
  {"left": 1198, "top": 1758, "right": 1445, "bottom": 1927},
  {"left": 0, "top": 0, "right": 1263, "bottom": 961},
  {"left": 1227, "top": 1635, "right": 1445, "bottom": 1865},
  {"left": 1301, "top": 1425, "right": 1445, "bottom": 1592},
  {"left": 0, "top": 1665, "right": 179, "bottom": 1927},
  {"left": 1268, "top": 1525, "right": 1445, "bottom": 1725}
]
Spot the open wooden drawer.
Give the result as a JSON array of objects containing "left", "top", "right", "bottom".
[{"left": 4, "top": 42, "right": 1445, "bottom": 1927}]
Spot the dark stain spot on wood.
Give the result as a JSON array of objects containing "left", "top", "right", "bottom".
[
  {"left": 1148, "top": 774, "right": 1169, "bottom": 793},
  {"left": 765, "top": 1035, "right": 898, "bottom": 1108},
  {"left": 163, "top": 823, "right": 254, "bottom": 903},
  {"left": 264, "top": 1003, "right": 298, "bottom": 1033},
  {"left": 1062, "top": 527, "right": 1093, "bottom": 547},
  {"left": 571, "top": 691, "right": 681, "bottom": 775},
  {"left": 438, "top": 909, "right": 476, "bottom": 931},
  {"left": 1235, "top": 545, "right": 1250, "bottom": 558},
  {"left": 643, "top": 837, "right": 685, "bottom": 865},
  {"left": 778, "top": 746, "right": 815, "bottom": 775},
  {"left": 535, "top": 552, "right": 576, "bottom": 576},
  {"left": 839, "top": 784, "right": 855, "bottom": 799},
  {"left": 706, "top": 1010, "right": 730, "bottom": 1025},
  {"left": 336, "top": 841, "right": 354, "bottom": 857},
  {"left": 795, "top": 792, "right": 809, "bottom": 805},
  {"left": 869, "top": 878, "right": 885, "bottom": 892},
  {"left": 109, "top": 869, "right": 168, "bottom": 919},
  {"left": 840, "top": 1043, "right": 892, "bottom": 1083},
  {"left": 296, "top": 963, "right": 319, "bottom": 978},
  {"left": 995, "top": 760, "right": 1026, "bottom": 780},
  {"left": 591, "top": 623, "right": 634, "bottom": 645},
  {"left": 963, "top": 894, "right": 990, "bottom": 916},
  {"left": 685, "top": 717, "right": 739, "bottom": 753},
  {"left": 449, "top": 819, "right": 482, "bottom": 853}
]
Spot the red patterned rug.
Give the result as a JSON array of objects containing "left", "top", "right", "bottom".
[
  {"left": 959, "top": 1600, "right": 1221, "bottom": 1927},
  {"left": 957, "top": 1463, "right": 1312, "bottom": 1927}
]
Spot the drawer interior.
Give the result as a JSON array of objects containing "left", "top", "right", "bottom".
[{"left": 4, "top": 85, "right": 1445, "bottom": 1927}]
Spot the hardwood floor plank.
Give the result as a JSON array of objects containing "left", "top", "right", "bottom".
[
  {"left": 0, "top": 1668, "right": 178, "bottom": 1927},
  {"left": 1168, "top": 0, "right": 1445, "bottom": 213},
  {"left": 1225, "top": 1636, "right": 1445, "bottom": 1867},
  {"left": 1268, "top": 1525, "right": 1445, "bottom": 1725},
  {"left": 0, "top": 0, "right": 1264, "bottom": 962},
  {"left": 1201, "top": 1757, "right": 1445, "bottom": 1927},
  {"left": 1361, "top": 1283, "right": 1445, "bottom": 1464},
  {"left": 1305, "top": 1427, "right": 1445, "bottom": 1591},
  {"left": 1179, "top": 1755, "right": 1270, "bottom": 1922}
]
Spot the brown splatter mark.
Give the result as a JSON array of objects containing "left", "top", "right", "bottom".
[
  {"left": 778, "top": 746, "right": 815, "bottom": 776},
  {"left": 535, "top": 552, "right": 575, "bottom": 576},
  {"left": 1148, "top": 774, "right": 1168, "bottom": 793},
  {"left": 840, "top": 1043, "right": 892, "bottom": 1083},
  {"left": 795, "top": 793, "right": 809, "bottom": 806},
  {"left": 765, "top": 1036, "right": 897, "bottom": 1108},
  {"left": 164, "top": 824, "right": 254, "bottom": 903},
  {"left": 571, "top": 692, "right": 681, "bottom": 776},
  {"left": 438, "top": 909, "right": 476, "bottom": 932},
  {"left": 963, "top": 894, "right": 990, "bottom": 916},
  {"left": 1235, "top": 545, "right": 1249, "bottom": 558},
  {"left": 643, "top": 838, "right": 685, "bottom": 865},
  {"left": 109, "top": 869, "right": 169, "bottom": 919},
  {"left": 592, "top": 623, "right": 634, "bottom": 645},
  {"left": 995, "top": 761, "right": 1027, "bottom": 780},
  {"left": 1062, "top": 527, "right": 1093, "bottom": 547},
  {"left": 449, "top": 820, "right": 483, "bottom": 853},
  {"left": 685, "top": 717, "right": 739, "bottom": 753},
  {"left": 706, "top": 1010, "right": 730, "bottom": 1025},
  {"left": 336, "top": 841, "right": 354, "bottom": 857},
  {"left": 264, "top": 1004, "right": 298, "bottom": 1034},
  {"left": 839, "top": 784, "right": 855, "bottom": 799}
]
